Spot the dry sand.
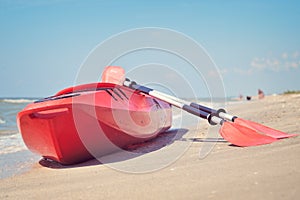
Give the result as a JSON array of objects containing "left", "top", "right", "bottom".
[{"left": 1, "top": 94, "right": 300, "bottom": 200}]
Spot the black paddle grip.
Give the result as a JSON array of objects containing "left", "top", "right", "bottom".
[
  {"left": 190, "top": 102, "right": 216, "bottom": 114},
  {"left": 128, "top": 81, "right": 153, "bottom": 95},
  {"left": 182, "top": 105, "right": 210, "bottom": 120}
]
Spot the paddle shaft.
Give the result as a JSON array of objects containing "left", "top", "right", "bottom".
[
  {"left": 125, "top": 80, "right": 235, "bottom": 122},
  {"left": 152, "top": 92, "right": 235, "bottom": 121},
  {"left": 124, "top": 80, "right": 223, "bottom": 125}
]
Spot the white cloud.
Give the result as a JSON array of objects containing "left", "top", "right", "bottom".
[
  {"left": 282, "top": 52, "right": 288, "bottom": 59},
  {"left": 250, "top": 57, "right": 266, "bottom": 70},
  {"left": 248, "top": 51, "right": 300, "bottom": 73},
  {"left": 218, "top": 51, "right": 300, "bottom": 76}
]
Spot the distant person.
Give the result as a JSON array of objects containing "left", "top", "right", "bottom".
[
  {"left": 258, "top": 89, "right": 265, "bottom": 99},
  {"left": 246, "top": 96, "right": 252, "bottom": 101},
  {"left": 239, "top": 94, "right": 243, "bottom": 100}
]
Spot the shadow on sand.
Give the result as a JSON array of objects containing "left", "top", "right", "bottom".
[
  {"left": 39, "top": 128, "right": 189, "bottom": 169},
  {"left": 180, "top": 137, "right": 227, "bottom": 143},
  {"left": 39, "top": 128, "right": 229, "bottom": 169}
]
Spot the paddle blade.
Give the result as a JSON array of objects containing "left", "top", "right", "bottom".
[
  {"left": 220, "top": 121, "right": 278, "bottom": 147},
  {"left": 234, "top": 118, "right": 298, "bottom": 139}
]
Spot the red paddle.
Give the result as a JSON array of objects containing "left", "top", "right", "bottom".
[
  {"left": 135, "top": 84, "right": 297, "bottom": 140},
  {"left": 102, "top": 66, "right": 297, "bottom": 147},
  {"left": 123, "top": 79, "right": 291, "bottom": 147}
]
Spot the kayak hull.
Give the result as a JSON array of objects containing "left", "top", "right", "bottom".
[{"left": 17, "top": 83, "right": 172, "bottom": 164}]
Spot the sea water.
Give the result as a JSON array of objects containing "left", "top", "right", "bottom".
[{"left": 0, "top": 98, "right": 40, "bottom": 179}]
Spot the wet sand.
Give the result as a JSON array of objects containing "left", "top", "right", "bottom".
[{"left": 1, "top": 94, "right": 299, "bottom": 199}]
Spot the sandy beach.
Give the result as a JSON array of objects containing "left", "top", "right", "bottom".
[{"left": 1, "top": 94, "right": 299, "bottom": 200}]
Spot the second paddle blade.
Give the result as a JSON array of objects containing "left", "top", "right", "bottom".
[
  {"left": 234, "top": 118, "right": 298, "bottom": 139},
  {"left": 220, "top": 122, "right": 277, "bottom": 147}
]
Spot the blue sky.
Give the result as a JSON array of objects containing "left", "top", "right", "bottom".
[{"left": 0, "top": 0, "right": 299, "bottom": 97}]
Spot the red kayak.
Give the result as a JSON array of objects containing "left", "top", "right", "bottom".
[{"left": 17, "top": 82, "right": 172, "bottom": 164}]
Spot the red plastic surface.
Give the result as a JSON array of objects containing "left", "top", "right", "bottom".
[
  {"left": 234, "top": 118, "right": 298, "bottom": 139},
  {"left": 220, "top": 121, "right": 278, "bottom": 147},
  {"left": 17, "top": 83, "right": 172, "bottom": 164}
]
